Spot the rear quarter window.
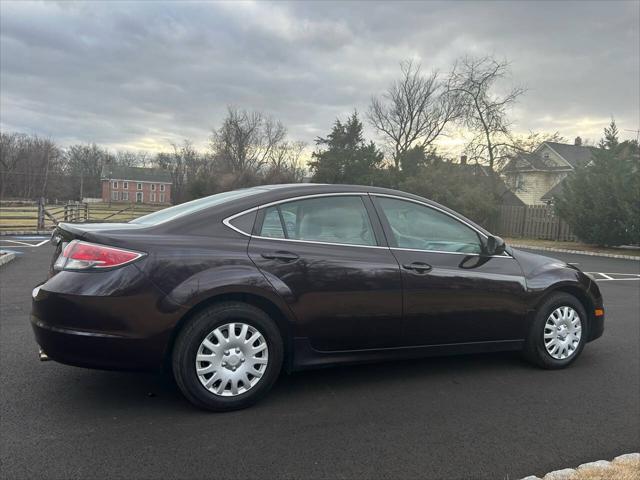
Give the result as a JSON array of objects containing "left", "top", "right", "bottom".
[
  {"left": 130, "top": 188, "right": 265, "bottom": 225},
  {"left": 227, "top": 210, "right": 257, "bottom": 235}
]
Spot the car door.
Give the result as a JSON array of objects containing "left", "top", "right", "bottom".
[
  {"left": 247, "top": 194, "right": 404, "bottom": 351},
  {"left": 372, "top": 194, "right": 528, "bottom": 346}
]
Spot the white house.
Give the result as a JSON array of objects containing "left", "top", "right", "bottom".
[{"left": 503, "top": 138, "right": 595, "bottom": 205}]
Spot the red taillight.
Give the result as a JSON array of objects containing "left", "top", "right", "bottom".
[{"left": 54, "top": 240, "right": 145, "bottom": 271}]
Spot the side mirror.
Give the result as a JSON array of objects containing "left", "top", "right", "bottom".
[{"left": 485, "top": 235, "right": 506, "bottom": 256}]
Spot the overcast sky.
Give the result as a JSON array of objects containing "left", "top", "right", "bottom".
[{"left": 1, "top": 0, "right": 639, "bottom": 155}]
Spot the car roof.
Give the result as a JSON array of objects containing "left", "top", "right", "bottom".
[
  {"left": 130, "top": 183, "right": 491, "bottom": 239},
  {"left": 235, "top": 183, "right": 492, "bottom": 237},
  {"left": 250, "top": 183, "right": 409, "bottom": 196}
]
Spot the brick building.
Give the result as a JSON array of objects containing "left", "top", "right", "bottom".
[{"left": 100, "top": 166, "right": 172, "bottom": 204}]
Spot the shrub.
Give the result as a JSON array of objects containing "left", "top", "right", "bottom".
[{"left": 555, "top": 141, "right": 639, "bottom": 246}]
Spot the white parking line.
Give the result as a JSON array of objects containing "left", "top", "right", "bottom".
[
  {"left": 597, "top": 279, "right": 640, "bottom": 282},
  {"left": 587, "top": 272, "right": 640, "bottom": 282},
  {"left": 0, "top": 238, "right": 49, "bottom": 248},
  {"left": 0, "top": 239, "right": 36, "bottom": 247}
]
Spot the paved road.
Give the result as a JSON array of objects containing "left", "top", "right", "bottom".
[{"left": 1, "top": 244, "right": 638, "bottom": 479}]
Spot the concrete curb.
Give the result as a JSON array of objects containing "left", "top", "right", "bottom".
[
  {"left": 511, "top": 244, "right": 640, "bottom": 261},
  {"left": 521, "top": 452, "right": 640, "bottom": 479},
  {"left": 0, "top": 251, "right": 17, "bottom": 267}
]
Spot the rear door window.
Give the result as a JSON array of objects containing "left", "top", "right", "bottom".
[{"left": 259, "top": 196, "right": 376, "bottom": 246}]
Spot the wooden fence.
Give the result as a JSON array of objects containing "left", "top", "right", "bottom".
[
  {"left": 494, "top": 205, "right": 577, "bottom": 242},
  {"left": 0, "top": 199, "right": 165, "bottom": 233}
]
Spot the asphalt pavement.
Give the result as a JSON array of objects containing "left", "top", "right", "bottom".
[{"left": 1, "top": 242, "right": 638, "bottom": 479}]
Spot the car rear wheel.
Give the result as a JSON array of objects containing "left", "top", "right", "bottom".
[
  {"left": 172, "top": 302, "right": 283, "bottom": 411},
  {"left": 523, "top": 292, "right": 588, "bottom": 369}
]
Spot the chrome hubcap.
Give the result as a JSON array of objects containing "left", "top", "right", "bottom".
[
  {"left": 195, "top": 323, "right": 269, "bottom": 397},
  {"left": 544, "top": 306, "right": 582, "bottom": 360}
]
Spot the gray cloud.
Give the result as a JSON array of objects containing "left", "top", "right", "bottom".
[{"left": 1, "top": 0, "right": 638, "bottom": 153}]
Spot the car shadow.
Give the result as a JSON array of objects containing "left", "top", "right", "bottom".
[{"left": 53, "top": 350, "right": 528, "bottom": 414}]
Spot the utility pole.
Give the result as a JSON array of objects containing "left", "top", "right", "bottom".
[{"left": 108, "top": 170, "right": 112, "bottom": 207}]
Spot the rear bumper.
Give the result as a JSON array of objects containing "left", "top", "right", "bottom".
[
  {"left": 31, "top": 317, "right": 164, "bottom": 371},
  {"left": 30, "top": 267, "right": 185, "bottom": 371}
]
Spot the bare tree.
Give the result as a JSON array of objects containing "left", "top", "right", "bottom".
[
  {"left": 37, "top": 138, "right": 60, "bottom": 198},
  {"left": 449, "top": 56, "right": 526, "bottom": 174},
  {"left": 0, "top": 132, "right": 24, "bottom": 199},
  {"left": 0, "top": 133, "right": 62, "bottom": 200},
  {"left": 210, "top": 107, "right": 286, "bottom": 174},
  {"left": 267, "top": 140, "right": 306, "bottom": 180},
  {"left": 463, "top": 130, "right": 565, "bottom": 172},
  {"left": 64, "top": 144, "right": 110, "bottom": 199},
  {"left": 368, "top": 60, "right": 460, "bottom": 169},
  {"left": 509, "top": 131, "right": 565, "bottom": 156},
  {"left": 115, "top": 150, "right": 150, "bottom": 168},
  {"left": 156, "top": 140, "right": 201, "bottom": 204}
]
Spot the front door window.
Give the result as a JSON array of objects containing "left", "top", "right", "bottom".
[
  {"left": 376, "top": 197, "right": 482, "bottom": 254},
  {"left": 136, "top": 192, "right": 143, "bottom": 203}
]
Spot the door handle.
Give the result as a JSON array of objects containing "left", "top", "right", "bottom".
[
  {"left": 261, "top": 251, "right": 300, "bottom": 261},
  {"left": 402, "top": 262, "right": 433, "bottom": 273}
]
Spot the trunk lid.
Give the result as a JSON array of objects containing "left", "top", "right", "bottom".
[{"left": 48, "top": 222, "right": 148, "bottom": 277}]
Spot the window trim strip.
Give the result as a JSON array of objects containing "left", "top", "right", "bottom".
[
  {"left": 390, "top": 247, "right": 511, "bottom": 258},
  {"left": 370, "top": 193, "right": 488, "bottom": 239},
  {"left": 370, "top": 193, "right": 512, "bottom": 258},
  {"left": 223, "top": 191, "right": 512, "bottom": 257},
  {"left": 224, "top": 192, "right": 386, "bottom": 249}
]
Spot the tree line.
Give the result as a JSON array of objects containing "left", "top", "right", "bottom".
[
  {"left": 0, "top": 57, "right": 544, "bottom": 212},
  {"left": 1, "top": 54, "right": 638, "bottom": 244},
  {"left": 0, "top": 107, "right": 306, "bottom": 205}
]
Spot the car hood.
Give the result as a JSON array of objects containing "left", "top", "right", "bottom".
[{"left": 509, "top": 247, "right": 576, "bottom": 277}]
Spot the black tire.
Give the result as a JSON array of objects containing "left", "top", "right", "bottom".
[
  {"left": 172, "top": 302, "right": 283, "bottom": 412},
  {"left": 523, "top": 292, "right": 588, "bottom": 369}
]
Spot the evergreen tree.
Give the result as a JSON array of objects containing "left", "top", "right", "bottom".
[
  {"left": 309, "top": 112, "right": 384, "bottom": 185},
  {"left": 555, "top": 135, "right": 639, "bottom": 245},
  {"left": 399, "top": 160, "right": 498, "bottom": 226},
  {"left": 397, "top": 146, "right": 428, "bottom": 177},
  {"left": 599, "top": 118, "right": 620, "bottom": 149}
]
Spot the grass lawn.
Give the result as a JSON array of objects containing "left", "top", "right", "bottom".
[{"left": 505, "top": 237, "right": 640, "bottom": 257}]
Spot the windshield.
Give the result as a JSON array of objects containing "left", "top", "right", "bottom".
[{"left": 130, "top": 188, "right": 266, "bottom": 225}]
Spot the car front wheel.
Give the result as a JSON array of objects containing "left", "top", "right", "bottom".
[
  {"left": 523, "top": 292, "right": 588, "bottom": 369},
  {"left": 172, "top": 302, "right": 283, "bottom": 411}
]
